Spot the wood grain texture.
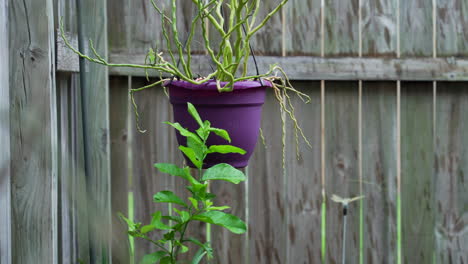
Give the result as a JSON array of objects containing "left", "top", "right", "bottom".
[
  {"left": 400, "top": 0, "right": 433, "bottom": 57},
  {"left": 250, "top": 0, "right": 283, "bottom": 56},
  {"left": 437, "top": 0, "right": 468, "bottom": 56},
  {"left": 131, "top": 80, "right": 174, "bottom": 262},
  {"left": 285, "top": 82, "right": 322, "bottom": 263},
  {"left": 107, "top": 0, "right": 129, "bottom": 53},
  {"left": 361, "top": 0, "right": 397, "bottom": 56},
  {"left": 0, "top": 0, "right": 11, "bottom": 262},
  {"left": 325, "top": 0, "right": 359, "bottom": 56},
  {"left": 361, "top": 82, "right": 398, "bottom": 263},
  {"left": 79, "top": 0, "right": 111, "bottom": 261},
  {"left": 9, "top": 0, "right": 58, "bottom": 262},
  {"left": 248, "top": 90, "right": 286, "bottom": 264},
  {"left": 325, "top": 82, "right": 360, "bottom": 264},
  {"left": 284, "top": 0, "right": 321, "bottom": 56},
  {"left": 110, "top": 76, "right": 131, "bottom": 264},
  {"left": 129, "top": 0, "right": 167, "bottom": 53},
  {"left": 401, "top": 82, "right": 435, "bottom": 264},
  {"left": 211, "top": 170, "right": 247, "bottom": 264},
  {"left": 434, "top": 83, "right": 468, "bottom": 264}
]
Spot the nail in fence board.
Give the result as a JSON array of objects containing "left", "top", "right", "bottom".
[
  {"left": 401, "top": 82, "right": 435, "bottom": 263},
  {"left": 325, "top": 82, "right": 360, "bottom": 264},
  {"left": 362, "top": 82, "right": 398, "bottom": 263},
  {"left": 285, "top": 82, "right": 322, "bottom": 263},
  {"left": 9, "top": 0, "right": 58, "bottom": 262},
  {"left": 434, "top": 83, "right": 468, "bottom": 264}
]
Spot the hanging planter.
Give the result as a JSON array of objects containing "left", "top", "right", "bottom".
[{"left": 166, "top": 79, "right": 271, "bottom": 168}]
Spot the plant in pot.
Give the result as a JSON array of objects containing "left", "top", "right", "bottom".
[
  {"left": 60, "top": 0, "right": 311, "bottom": 169},
  {"left": 121, "top": 103, "right": 249, "bottom": 263}
]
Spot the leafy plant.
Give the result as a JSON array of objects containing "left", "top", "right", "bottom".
[{"left": 120, "top": 103, "right": 248, "bottom": 264}]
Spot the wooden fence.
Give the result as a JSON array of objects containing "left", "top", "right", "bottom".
[{"left": 1, "top": 0, "right": 467, "bottom": 263}]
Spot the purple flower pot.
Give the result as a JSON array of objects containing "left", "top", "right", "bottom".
[{"left": 166, "top": 80, "right": 271, "bottom": 168}]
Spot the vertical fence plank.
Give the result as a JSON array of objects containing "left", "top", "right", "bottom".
[
  {"left": 324, "top": 0, "right": 359, "bottom": 56},
  {"left": 285, "top": 82, "right": 322, "bottom": 263},
  {"left": 0, "top": 0, "right": 10, "bottom": 262},
  {"left": 248, "top": 90, "right": 286, "bottom": 264},
  {"left": 401, "top": 82, "right": 435, "bottom": 264},
  {"left": 250, "top": 0, "right": 283, "bottom": 56},
  {"left": 110, "top": 77, "right": 131, "bottom": 263},
  {"left": 211, "top": 170, "right": 247, "bottom": 264},
  {"left": 284, "top": 0, "right": 321, "bottom": 56},
  {"left": 129, "top": 0, "right": 166, "bottom": 53},
  {"left": 131, "top": 81, "right": 174, "bottom": 262},
  {"left": 325, "top": 82, "right": 360, "bottom": 264},
  {"left": 108, "top": 0, "right": 129, "bottom": 54},
  {"left": 434, "top": 83, "right": 468, "bottom": 264},
  {"left": 436, "top": 0, "right": 468, "bottom": 56},
  {"left": 362, "top": 82, "right": 398, "bottom": 263},
  {"left": 400, "top": 0, "right": 433, "bottom": 57},
  {"left": 9, "top": 0, "right": 58, "bottom": 262},
  {"left": 79, "top": 0, "right": 111, "bottom": 261},
  {"left": 361, "top": 0, "right": 397, "bottom": 56}
]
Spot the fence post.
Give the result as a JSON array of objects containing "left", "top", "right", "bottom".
[
  {"left": 8, "top": 0, "right": 58, "bottom": 263},
  {"left": 0, "top": 0, "right": 11, "bottom": 262}
]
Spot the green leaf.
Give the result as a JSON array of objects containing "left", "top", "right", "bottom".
[
  {"left": 187, "top": 137, "right": 207, "bottom": 161},
  {"left": 201, "top": 163, "right": 246, "bottom": 184},
  {"left": 163, "top": 231, "right": 175, "bottom": 241},
  {"left": 179, "top": 146, "right": 202, "bottom": 169},
  {"left": 206, "top": 206, "right": 231, "bottom": 211},
  {"left": 151, "top": 212, "right": 171, "bottom": 230},
  {"left": 160, "top": 256, "right": 172, "bottom": 264},
  {"left": 188, "top": 197, "right": 199, "bottom": 209},
  {"left": 164, "top": 122, "right": 202, "bottom": 144},
  {"left": 191, "top": 249, "right": 207, "bottom": 264},
  {"left": 141, "top": 225, "right": 156, "bottom": 234},
  {"left": 187, "top": 103, "right": 204, "bottom": 127},
  {"left": 154, "top": 163, "right": 200, "bottom": 185},
  {"left": 192, "top": 211, "right": 246, "bottom": 234},
  {"left": 139, "top": 251, "right": 167, "bottom": 264},
  {"left": 154, "top": 191, "right": 187, "bottom": 207},
  {"left": 207, "top": 128, "right": 231, "bottom": 142},
  {"left": 173, "top": 208, "right": 190, "bottom": 222},
  {"left": 207, "top": 145, "right": 246, "bottom": 155}
]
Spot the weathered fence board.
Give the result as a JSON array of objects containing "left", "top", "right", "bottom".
[
  {"left": 9, "top": 0, "right": 58, "bottom": 263},
  {"left": 284, "top": 0, "right": 321, "bottom": 56},
  {"left": 0, "top": 0, "right": 11, "bottom": 262},
  {"left": 110, "top": 76, "right": 131, "bottom": 264},
  {"left": 361, "top": 0, "right": 397, "bottom": 56},
  {"left": 250, "top": 0, "right": 283, "bottom": 56},
  {"left": 325, "top": 0, "right": 359, "bottom": 56},
  {"left": 362, "top": 82, "right": 398, "bottom": 263},
  {"left": 401, "top": 82, "right": 435, "bottom": 263},
  {"left": 248, "top": 90, "right": 287, "bottom": 264},
  {"left": 324, "top": 82, "right": 360, "bottom": 263},
  {"left": 285, "top": 82, "right": 322, "bottom": 263},
  {"left": 434, "top": 83, "right": 468, "bottom": 264},
  {"left": 79, "top": 0, "right": 111, "bottom": 262},
  {"left": 436, "top": 0, "right": 468, "bottom": 57},
  {"left": 211, "top": 171, "right": 248, "bottom": 264},
  {"left": 400, "top": 0, "right": 433, "bottom": 57},
  {"left": 130, "top": 80, "right": 174, "bottom": 262}
]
